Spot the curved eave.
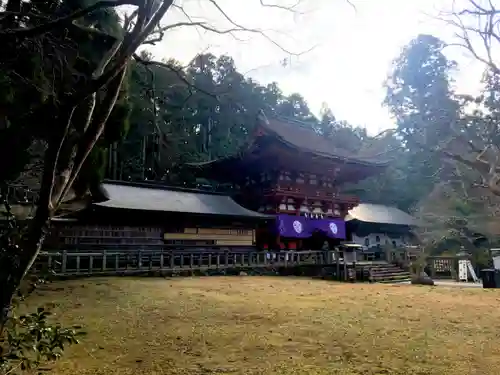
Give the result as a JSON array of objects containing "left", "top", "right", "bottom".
[
  {"left": 96, "top": 181, "right": 273, "bottom": 220},
  {"left": 258, "top": 113, "right": 390, "bottom": 168},
  {"left": 185, "top": 157, "right": 237, "bottom": 169},
  {"left": 347, "top": 218, "right": 418, "bottom": 227},
  {"left": 346, "top": 203, "right": 419, "bottom": 227},
  {"left": 185, "top": 148, "right": 389, "bottom": 172},
  {"left": 267, "top": 134, "right": 390, "bottom": 168}
]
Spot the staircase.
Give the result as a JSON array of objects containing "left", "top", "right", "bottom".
[{"left": 362, "top": 263, "right": 411, "bottom": 283}]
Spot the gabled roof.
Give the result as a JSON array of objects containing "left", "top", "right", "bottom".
[
  {"left": 346, "top": 203, "right": 417, "bottom": 226},
  {"left": 186, "top": 112, "right": 389, "bottom": 170},
  {"left": 95, "top": 181, "right": 271, "bottom": 219},
  {"left": 257, "top": 111, "right": 388, "bottom": 167}
]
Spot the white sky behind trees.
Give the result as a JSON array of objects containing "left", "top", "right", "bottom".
[{"left": 147, "top": 0, "right": 487, "bottom": 134}]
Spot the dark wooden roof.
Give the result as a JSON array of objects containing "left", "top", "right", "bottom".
[
  {"left": 346, "top": 203, "right": 417, "bottom": 226},
  {"left": 95, "top": 181, "right": 272, "bottom": 219},
  {"left": 258, "top": 112, "right": 388, "bottom": 166},
  {"left": 187, "top": 112, "right": 388, "bottom": 170}
]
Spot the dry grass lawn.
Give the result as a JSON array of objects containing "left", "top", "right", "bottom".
[{"left": 23, "top": 277, "right": 500, "bottom": 375}]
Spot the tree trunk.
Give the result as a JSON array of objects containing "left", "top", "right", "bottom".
[
  {"left": 0, "top": 138, "right": 56, "bottom": 334},
  {"left": 19, "top": 204, "right": 50, "bottom": 277},
  {"left": 0, "top": 258, "right": 18, "bottom": 334},
  {"left": 0, "top": 205, "right": 49, "bottom": 335}
]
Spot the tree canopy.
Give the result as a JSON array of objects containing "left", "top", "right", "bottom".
[
  {"left": 381, "top": 0, "right": 500, "bottom": 253},
  {"left": 115, "top": 52, "right": 373, "bottom": 182}
]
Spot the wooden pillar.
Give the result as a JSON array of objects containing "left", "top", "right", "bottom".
[
  {"left": 452, "top": 256, "right": 460, "bottom": 281},
  {"left": 352, "top": 252, "right": 357, "bottom": 282},
  {"left": 343, "top": 255, "right": 348, "bottom": 281},
  {"left": 335, "top": 248, "right": 340, "bottom": 280},
  {"left": 429, "top": 258, "right": 436, "bottom": 279},
  {"left": 385, "top": 247, "right": 391, "bottom": 263},
  {"left": 295, "top": 197, "right": 304, "bottom": 216},
  {"left": 327, "top": 200, "right": 334, "bottom": 219},
  {"left": 453, "top": 262, "right": 459, "bottom": 282}
]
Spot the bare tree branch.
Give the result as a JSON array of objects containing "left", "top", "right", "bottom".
[
  {"left": 259, "top": 0, "right": 303, "bottom": 12},
  {"left": 163, "top": 0, "right": 318, "bottom": 56},
  {"left": 132, "top": 53, "right": 218, "bottom": 98},
  {"left": 442, "top": 0, "right": 500, "bottom": 73},
  {"left": 431, "top": 0, "right": 500, "bottom": 195},
  {"left": 0, "top": 0, "right": 139, "bottom": 39}
]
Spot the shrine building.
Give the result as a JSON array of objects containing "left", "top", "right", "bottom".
[
  {"left": 346, "top": 203, "right": 418, "bottom": 254},
  {"left": 188, "top": 111, "right": 388, "bottom": 250}
]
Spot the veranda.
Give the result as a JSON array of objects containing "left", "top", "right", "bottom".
[{"left": 36, "top": 246, "right": 470, "bottom": 283}]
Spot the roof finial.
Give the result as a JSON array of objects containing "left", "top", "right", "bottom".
[{"left": 257, "top": 109, "right": 269, "bottom": 125}]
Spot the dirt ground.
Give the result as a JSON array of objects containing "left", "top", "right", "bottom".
[{"left": 24, "top": 277, "right": 500, "bottom": 375}]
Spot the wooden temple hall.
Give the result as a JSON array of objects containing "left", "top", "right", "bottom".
[
  {"left": 47, "top": 112, "right": 388, "bottom": 256},
  {"left": 46, "top": 181, "right": 272, "bottom": 252},
  {"left": 185, "top": 111, "right": 387, "bottom": 251}
]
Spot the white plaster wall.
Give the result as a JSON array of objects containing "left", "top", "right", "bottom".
[{"left": 351, "top": 233, "right": 408, "bottom": 248}]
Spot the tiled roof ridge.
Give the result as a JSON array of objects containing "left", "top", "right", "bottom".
[
  {"left": 346, "top": 202, "right": 417, "bottom": 226},
  {"left": 102, "top": 179, "right": 227, "bottom": 196},
  {"left": 256, "top": 110, "right": 388, "bottom": 166}
]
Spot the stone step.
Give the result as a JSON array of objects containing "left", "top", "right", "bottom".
[
  {"left": 366, "top": 264, "right": 411, "bottom": 283},
  {"left": 377, "top": 277, "right": 412, "bottom": 284},
  {"left": 371, "top": 273, "right": 411, "bottom": 280},
  {"left": 373, "top": 277, "right": 411, "bottom": 284},
  {"left": 371, "top": 269, "right": 409, "bottom": 275},
  {"left": 369, "top": 265, "right": 404, "bottom": 271}
]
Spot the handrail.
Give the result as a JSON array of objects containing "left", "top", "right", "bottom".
[{"left": 36, "top": 250, "right": 332, "bottom": 276}]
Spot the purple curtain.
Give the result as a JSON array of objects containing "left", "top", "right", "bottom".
[
  {"left": 275, "top": 215, "right": 346, "bottom": 239},
  {"left": 309, "top": 219, "right": 346, "bottom": 239},
  {"left": 276, "top": 215, "right": 311, "bottom": 238}
]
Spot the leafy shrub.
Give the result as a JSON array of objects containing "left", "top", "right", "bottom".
[{"left": 0, "top": 306, "right": 84, "bottom": 374}]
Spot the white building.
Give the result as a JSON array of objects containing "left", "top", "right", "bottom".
[{"left": 346, "top": 203, "right": 417, "bottom": 251}]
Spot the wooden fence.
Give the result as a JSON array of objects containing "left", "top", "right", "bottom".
[{"left": 36, "top": 250, "right": 331, "bottom": 276}]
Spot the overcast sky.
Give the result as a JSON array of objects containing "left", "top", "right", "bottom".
[{"left": 147, "top": 0, "right": 486, "bottom": 134}]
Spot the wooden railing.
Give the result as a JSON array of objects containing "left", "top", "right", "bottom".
[
  {"left": 267, "top": 185, "right": 360, "bottom": 204},
  {"left": 36, "top": 250, "right": 331, "bottom": 276},
  {"left": 385, "top": 247, "right": 423, "bottom": 264}
]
